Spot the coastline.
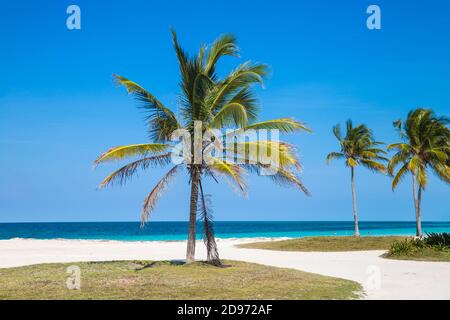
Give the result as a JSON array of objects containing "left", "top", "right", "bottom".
[
  {"left": 1, "top": 237, "right": 450, "bottom": 299},
  {"left": 1, "top": 221, "right": 450, "bottom": 242}
]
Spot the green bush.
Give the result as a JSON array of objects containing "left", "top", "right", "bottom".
[
  {"left": 388, "top": 233, "right": 450, "bottom": 257},
  {"left": 423, "top": 232, "right": 450, "bottom": 248},
  {"left": 388, "top": 239, "right": 418, "bottom": 256}
]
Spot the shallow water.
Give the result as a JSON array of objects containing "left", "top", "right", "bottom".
[{"left": 0, "top": 221, "right": 449, "bottom": 241}]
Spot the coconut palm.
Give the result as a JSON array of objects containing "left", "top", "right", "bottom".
[
  {"left": 326, "top": 120, "right": 387, "bottom": 237},
  {"left": 94, "top": 30, "right": 310, "bottom": 265},
  {"left": 388, "top": 108, "right": 450, "bottom": 237}
]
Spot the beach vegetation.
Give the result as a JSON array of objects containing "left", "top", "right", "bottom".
[
  {"left": 238, "top": 236, "right": 406, "bottom": 251},
  {"left": 388, "top": 109, "right": 450, "bottom": 237},
  {"left": 94, "top": 30, "right": 310, "bottom": 265},
  {"left": 326, "top": 121, "right": 388, "bottom": 237},
  {"left": 0, "top": 260, "right": 361, "bottom": 300},
  {"left": 386, "top": 233, "right": 450, "bottom": 261}
]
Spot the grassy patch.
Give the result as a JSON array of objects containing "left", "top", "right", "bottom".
[
  {"left": 238, "top": 236, "right": 408, "bottom": 252},
  {"left": 0, "top": 260, "right": 361, "bottom": 300},
  {"left": 385, "top": 247, "right": 450, "bottom": 262},
  {"left": 385, "top": 237, "right": 450, "bottom": 262}
]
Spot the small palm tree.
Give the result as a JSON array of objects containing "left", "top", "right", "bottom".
[
  {"left": 326, "top": 120, "right": 387, "bottom": 237},
  {"left": 95, "top": 30, "right": 310, "bottom": 264},
  {"left": 388, "top": 108, "right": 450, "bottom": 237}
]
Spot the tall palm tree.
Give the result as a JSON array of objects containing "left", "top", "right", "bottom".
[
  {"left": 388, "top": 108, "right": 450, "bottom": 237},
  {"left": 94, "top": 30, "right": 310, "bottom": 265},
  {"left": 326, "top": 120, "right": 387, "bottom": 237}
]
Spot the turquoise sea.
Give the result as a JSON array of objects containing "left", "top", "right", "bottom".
[{"left": 0, "top": 221, "right": 449, "bottom": 241}]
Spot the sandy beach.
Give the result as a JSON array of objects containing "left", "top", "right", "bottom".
[{"left": 1, "top": 238, "right": 449, "bottom": 300}]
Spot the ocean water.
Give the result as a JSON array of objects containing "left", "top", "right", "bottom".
[{"left": 0, "top": 221, "right": 449, "bottom": 241}]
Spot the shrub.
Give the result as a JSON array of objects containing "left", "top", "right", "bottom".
[
  {"left": 388, "top": 233, "right": 450, "bottom": 257},
  {"left": 423, "top": 232, "right": 450, "bottom": 248},
  {"left": 389, "top": 239, "right": 417, "bottom": 256}
]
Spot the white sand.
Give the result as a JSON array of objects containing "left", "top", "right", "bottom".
[{"left": 1, "top": 238, "right": 449, "bottom": 300}]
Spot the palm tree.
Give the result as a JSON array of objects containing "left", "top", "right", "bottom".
[
  {"left": 388, "top": 108, "right": 450, "bottom": 237},
  {"left": 326, "top": 120, "right": 387, "bottom": 237},
  {"left": 94, "top": 30, "right": 310, "bottom": 265}
]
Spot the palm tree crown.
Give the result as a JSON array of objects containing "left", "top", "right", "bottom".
[
  {"left": 95, "top": 30, "right": 311, "bottom": 264},
  {"left": 327, "top": 120, "right": 387, "bottom": 236},
  {"left": 388, "top": 108, "right": 450, "bottom": 237},
  {"left": 327, "top": 120, "right": 388, "bottom": 172},
  {"left": 388, "top": 108, "right": 450, "bottom": 190}
]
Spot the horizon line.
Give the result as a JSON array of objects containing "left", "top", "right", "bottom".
[{"left": 1, "top": 220, "right": 449, "bottom": 224}]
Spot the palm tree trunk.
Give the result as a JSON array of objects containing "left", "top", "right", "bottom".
[
  {"left": 351, "top": 167, "right": 360, "bottom": 237},
  {"left": 411, "top": 173, "right": 417, "bottom": 212},
  {"left": 186, "top": 167, "right": 200, "bottom": 263},
  {"left": 416, "top": 186, "right": 423, "bottom": 238}
]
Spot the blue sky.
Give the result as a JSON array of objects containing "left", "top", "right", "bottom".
[{"left": 1, "top": 0, "right": 449, "bottom": 222}]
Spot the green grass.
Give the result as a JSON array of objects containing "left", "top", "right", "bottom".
[
  {"left": 238, "top": 236, "right": 408, "bottom": 252},
  {"left": 0, "top": 260, "right": 362, "bottom": 300}
]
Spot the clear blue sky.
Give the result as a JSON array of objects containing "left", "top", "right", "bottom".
[{"left": 1, "top": 0, "right": 449, "bottom": 222}]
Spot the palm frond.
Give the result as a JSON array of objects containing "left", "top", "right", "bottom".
[
  {"left": 98, "top": 154, "right": 172, "bottom": 188},
  {"left": 431, "top": 163, "right": 450, "bottom": 184},
  {"left": 141, "top": 165, "right": 180, "bottom": 225},
  {"left": 243, "top": 118, "right": 311, "bottom": 133},
  {"left": 114, "top": 74, "right": 180, "bottom": 141},
  {"left": 346, "top": 157, "right": 358, "bottom": 167},
  {"left": 198, "top": 180, "right": 221, "bottom": 266},
  {"left": 416, "top": 166, "right": 428, "bottom": 188},
  {"left": 208, "top": 158, "right": 247, "bottom": 195},
  {"left": 222, "top": 141, "right": 301, "bottom": 169},
  {"left": 95, "top": 143, "right": 170, "bottom": 165},
  {"left": 244, "top": 164, "right": 310, "bottom": 196},
  {"left": 204, "top": 34, "right": 239, "bottom": 76},
  {"left": 332, "top": 124, "right": 342, "bottom": 142},
  {"left": 360, "top": 159, "right": 387, "bottom": 173},
  {"left": 209, "top": 62, "right": 268, "bottom": 113},
  {"left": 326, "top": 152, "right": 344, "bottom": 164},
  {"left": 392, "top": 162, "right": 409, "bottom": 191},
  {"left": 209, "top": 102, "right": 249, "bottom": 128}
]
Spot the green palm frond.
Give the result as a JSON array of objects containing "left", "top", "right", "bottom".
[
  {"left": 204, "top": 34, "right": 239, "bottom": 76},
  {"left": 346, "top": 157, "right": 358, "bottom": 167},
  {"left": 387, "top": 142, "right": 411, "bottom": 152},
  {"left": 416, "top": 166, "right": 428, "bottom": 188},
  {"left": 360, "top": 159, "right": 387, "bottom": 173},
  {"left": 326, "top": 152, "right": 344, "bottom": 164},
  {"left": 95, "top": 143, "right": 170, "bottom": 165},
  {"left": 209, "top": 102, "right": 249, "bottom": 128},
  {"left": 389, "top": 108, "right": 450, "bottom": 191},
  {"left": 98, "top": 154, "right": 172, "bottom": 188},
  {"left": 244, "top": 118, "right": 311, "bottom": 133},
  {"left": 114, "top": 74, "right": 180, "bottom": 141},
  {"left": 388, "top": 151, "right": 410, "bottom": 176},
  {"left": 392, "top": 162, "right": 409, "bottom": 190},
  {"left": 222, "top": 141, "right": 301, "bottom": 169},
  {"left": 208, "top": 158, "right": 247, "bottom": 195},
  {"left": 332, "top": 124, "right": 342, "bottom": 142},
  {"left": 328, "top": 119, "right": 387, "bottom": 176},
  {"left": 431, "top": 163, "right": 450, "bottom": 184},
  {"left": 209, "top": 62, "right": 268, "bottom": 113}
]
